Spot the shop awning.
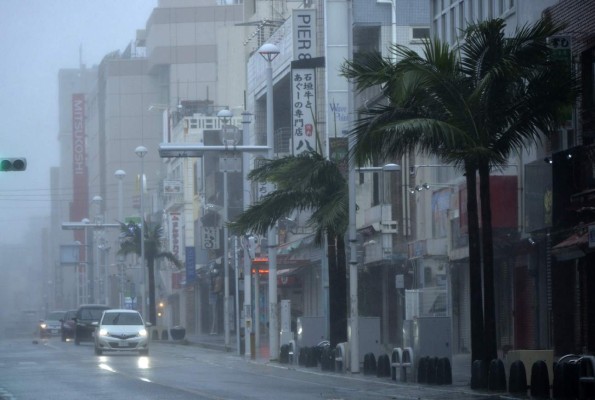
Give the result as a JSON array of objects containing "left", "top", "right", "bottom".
[{"left": 551, "top": 232, "right": 588, "bottom": 261}]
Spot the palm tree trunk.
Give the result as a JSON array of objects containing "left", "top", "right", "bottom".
[
  {"left": 328, "top": 232, "right": 347, "bottom": 347},
  {"left": 148, "top": 258, "right": 157, "bottom": 325},
  {"left": 465, "top": 165, "right": 484, "bottom": 364},
  {"left": 478, "top": 161, "right": 498, "bottom": 362},
  {"left": 336, "top": 233, "right": 347, "bottom": 345}
]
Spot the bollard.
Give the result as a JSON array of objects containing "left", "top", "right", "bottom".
[
  {"left": 508, "top": 359, "right": 527, "bottom": 394},
  {"left": 298, "top": 346, "right": 307, "bottom": 366},
  {"left": 471, "top": 359, "right": 488, "bottom": 389},
  {"left": 579, "top": 356, "right": 595, "bottom": 400},
  {"left": 335, "top": 343, "right": 348, "bottom": 373},
  {"left": 436, "top": 357, "right": 452, "bottom": 385},
  {"left": 563, "top": 360, "right": 579, "bottom": 399},
  {"left": 250, "top": 332, "right": 255, "bottom": 360},
  {"left": 401, "top": 347, "right": 413, "bottom": 382},
  {"left": 363, "top": 353, "right": 376, "bottom": 375},
  {"left": 427, "top": 357, "right": 439, "bottom": 384},
  {"left": 377, "top": 354, "right": 391, "bottom": 378},
  {"left": 418, "top": 356, "right": 429, "bottom": 383},
  {"left": 279, "top": 344, "right": 289, "bottom": 364},
  {"left": 391, "top": 347, "right": 402, "bottom": 381},
  {"left": 530, "top": 360, "right": 550, "bottom": 399},
  {"left": 487, "top": 359, "right": 506, "bottom": 391}
]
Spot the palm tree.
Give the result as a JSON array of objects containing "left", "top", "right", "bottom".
[
  {"left": 341, "top": 16, "right": 576, "bottom": 364},
  {"left": 229, "top": 151, "right": 350, "bottom": 347},
  {"left": 118, "top": 220, "right": 182, "bottom": 325}
]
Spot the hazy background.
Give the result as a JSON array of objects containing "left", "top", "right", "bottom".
[{"left": 0, "top": 0, "right": 157, "bottom": 245}]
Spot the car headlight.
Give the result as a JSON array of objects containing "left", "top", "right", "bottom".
[
  {"left": 98, "top": 328, "right": 109, "bottom": 337},
  {"left": 139, "top": 329, "right": 147, "bottom": 337},
  {"left": 40, "top": 323, "right": 47, "bottom": 329}
]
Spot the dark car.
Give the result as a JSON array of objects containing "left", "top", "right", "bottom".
[
  {"left": 60, "top": 309, "right": 77, "bottom": 342},
  {"left": 73, "top": 304, "right": 110, "bottom": 345},
  {"left": 39, "top": 310, "right": 66, "bottom": 338}
]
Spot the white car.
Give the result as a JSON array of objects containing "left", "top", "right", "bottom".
[{"left": 93, "top": 309, "right": 150, "bottom": 356}]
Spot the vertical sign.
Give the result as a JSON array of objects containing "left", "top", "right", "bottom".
[
  {"left": 293, "top": 9, "right": 317, "bottom": 60},
  {"left": 71, "top": 93, "right": 88, "bottom": 245},
  {"left": 202, "top": 226, "right": 220, "bottom": 250},
  {"left": 169, "top": 212, "right": 181, "bottom": 261},
  {"left": 291, "top": 68, "right": 316, "bottom": 154},
  {"left": 254, "top": 157, "right": 275, "bottom": 200},
  {"left": 548, "top": 36, "right": 573, "bottom": 122},
  {"left": 292, "top": 9, "right": 317, "bottom": 156},
  {"left": 185, "top": 246, "right": 196, "bottom": 284}
]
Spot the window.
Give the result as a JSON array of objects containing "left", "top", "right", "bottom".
[{"left": 412, "top": 27, "right": 430, "bottom": 41}]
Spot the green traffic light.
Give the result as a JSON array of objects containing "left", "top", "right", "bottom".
[{"left": 0, "top": 158, "right": 27, "bottom": 172}]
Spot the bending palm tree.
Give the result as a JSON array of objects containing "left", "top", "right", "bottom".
[
  {"left": 118, "top": 220, "right": 182, "bottom": 325},
  {"left": 342, "top": 16, "right": 576, "bottom": 365},
  {"left": 229, "top": 151, "right": 349, "bottom": 347}
]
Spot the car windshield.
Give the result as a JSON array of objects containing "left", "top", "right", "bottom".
[
  {"left": 80, "top": 308, "right": 107, "bottom": 320},
  {"left": 102, "top": 312, "right": 143, "bottom": 326},
  {"left": 46, "top": 311, "right": 64, "bottom": 320}
]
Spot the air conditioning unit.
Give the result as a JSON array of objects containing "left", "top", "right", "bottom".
[{"left": 381, "top": 220, "right": 398, "bottom": 234}]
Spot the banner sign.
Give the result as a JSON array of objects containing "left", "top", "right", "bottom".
[
  {"left": 168, "top": 212, "right": 181, "bottom": 261},
  {"left": 163, "top": 180, "right": 182, "bottom": 194},
  {"left": 292, "top": 9, "right": 317, "bottom": 60},
  {"left": 185, "top": 246, "right": 196, "bottom": 284},
  {"left": 291, "top": 68, "right": 316, "bottom": 154},
  {"left": 71, "top": 93, "right": 88, "bottom": 245},
  {"left": 202, "top": 226, "right": 220, "bottom": 250}
]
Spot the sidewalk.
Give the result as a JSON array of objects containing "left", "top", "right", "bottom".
[{"left": 179, "top": 332, "right": 474, "bottom": 386}]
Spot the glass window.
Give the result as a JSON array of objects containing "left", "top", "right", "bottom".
[{"left": 412, "top": 27, "right": 430, "bottom": 40}]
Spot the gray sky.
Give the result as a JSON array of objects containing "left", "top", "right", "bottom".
[{"left": 0, "top": 0, "right": 157, "bottom": 244}]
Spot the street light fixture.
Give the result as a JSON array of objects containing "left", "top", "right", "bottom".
[
  {"left": 258, "top": 41, "right": 280, "bottom": 361},
  {"left": 115, "top": 170, "right": 126, "bottom": 221},
  {"left": 135, "top": 145, "right": 148, "bottom": 319}
]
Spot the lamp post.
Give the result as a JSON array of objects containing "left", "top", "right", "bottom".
[
  {"left": 115, "top": 170, "right": 126, "bottom": 221},
  {"left": 115, "top": 169, "right": 126, "bottom": 308},
  {"left": 242, "top": 111, "right": 253, "bottom": 358},
  {"left": 258, "top": 42, "right": 280, "bottom": 360},
  {"left": 135, "top": 146, "right": 148, "bottom": 318},
  {"left": 349, "top": 163, "right": 401, "bottom": 373},
  {"left": 217, "top": 108, "right": 240, "bottom": 349},
  {"left": 92, "top": 195, "right": 103, "bottom": 304}
]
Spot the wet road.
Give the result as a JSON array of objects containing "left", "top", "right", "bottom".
[{"left": 0, "top": 337, "right": 506, "bottom": 400}]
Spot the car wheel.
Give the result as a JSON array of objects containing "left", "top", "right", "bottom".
[
  {"left": 94, "top": 346, "right": 102, "bottom": 355},
  {"left": 139, "top": 349, "right": 149, "bottom": 356}
]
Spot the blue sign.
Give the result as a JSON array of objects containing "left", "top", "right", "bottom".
[{"left": 185, "top": 246, "right": 196, "bottom": 284}]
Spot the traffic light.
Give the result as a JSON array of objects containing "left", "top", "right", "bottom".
[{"left": 0, "top": 158, "right": 26, "bottom": 172}]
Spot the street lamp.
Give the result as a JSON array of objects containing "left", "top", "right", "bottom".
[
  {"left": 217, "top": 108, "right": 240, "bottom": 349},
  {"left": 115, "top": 170, "right": 126, "bottom": 221},
  {"left": 115, "top": 169, "right": 127, "bottom": 308},
  {"left": 135, "top": 145, "right": 148, "bottom": 318},
  {"left": 349, "top": 163, "right": 401, "bottom": 373},
  {"left": 242, "top": 111, "right": 253, "bottom": 358},
  {"left": 258, "top": 41, "right": 280, "bottom": 361},
  {"left": 92, "top": 196, "right": 104, "bottom": 304}
]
